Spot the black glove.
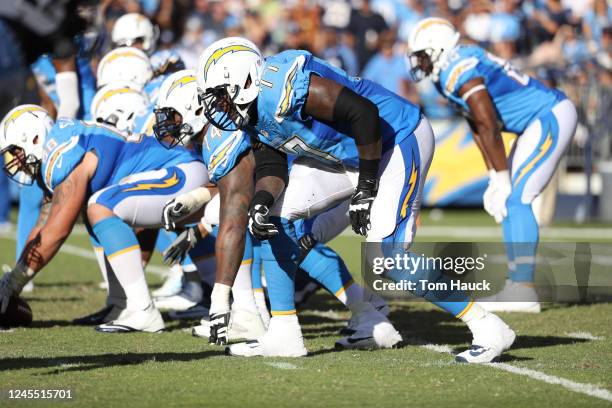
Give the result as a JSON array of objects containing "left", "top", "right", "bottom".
[
  {"left": 349, "top": 177, "right": 378, "bottom": 236},
  {"left": 208, "top": 311, "right": 231, "bottom": 345},
  {"left": 162, "top": 226, "right": 203, "bottom": 265},
  {"left": 297, "top": 233, "right": 317, "bottom": 264},
  {"left": 248, "top": 205, "right": 278, "bottom": 241}
]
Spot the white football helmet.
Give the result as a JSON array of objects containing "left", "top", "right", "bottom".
[
  {"left": 97, "top": 47, "right": 153, "bottom": 89},
  {"left": 111, "top": 13, "right": 159, "bottom": 54},
  {"left": 154, "top": 69, "right": 207, "bottom": 148},
  {"left": 407, "top": 17, "right": 460, "bottom": 81},
  {"left": 196, "top": 37, "right": 264, "bottom": 130},
  {"left": 91, "top": 82, "right": 150, "bottom": 132},
  {"left": 0, "top": 105, "right": 53, "bottom": 185}
]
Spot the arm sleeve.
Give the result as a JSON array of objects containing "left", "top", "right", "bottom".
[
  {"left": 332, "top": 86, "right": 381, "bottom": 148},
  {"left": 252, "top": 141, "right": 289, "bottom": 186}
]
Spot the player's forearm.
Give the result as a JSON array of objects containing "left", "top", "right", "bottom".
[
  {"left": 215, "top": 222, "right": 246, "bottom": 286},
  {"left": 472, "top": 126, "right": 507, "bottom": 171},
  {"left": 19, "top": 225, "right": 71, "bottom": 274},
  {"left": 255, "top": 176, "right": 285, "bottom": 202}
]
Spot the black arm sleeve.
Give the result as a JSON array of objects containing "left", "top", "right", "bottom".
[
  {"left": 252, "top": 141, "right": 289, "bottom": 186},
  {"left": 332, "top": 87, "right": 381, "bottom": 147}
]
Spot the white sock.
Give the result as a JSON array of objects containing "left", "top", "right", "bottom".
[
  {"left": 210, "top": 283, "right": 231, "bottom": 315},
  {"left": 459, "top": 301, "right": 487, "bottom": 324},
  {"left": 339, "top": 282, "right": 368, "bottom": 312},
  {"left": 254, "top": 289, "right": 270, "bottom": 326},
  {"left": 231, "top": 261, "right": 258, "bottom": 314},
  {"left": 106, "top": 246, "right": 152, "bottom": 311},
  {"left": 93, "top": 246, "right": 109, "bottom": 289}
]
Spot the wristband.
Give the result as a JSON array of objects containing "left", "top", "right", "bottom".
[
  {"left": 251, "top": 190, "right": 275, "bottom": 210},
  {"left": 358, "top": 158, "right": 380, "bottom": 182}
]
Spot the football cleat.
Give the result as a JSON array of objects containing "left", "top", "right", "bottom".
[
  {"left": 455, "top": 312, "right": 516, "bottom": 363},
  {"left": 73, "top": 304, "right": 124, "bottom": 326},
  {"left": 478, "top": 279, "right": 541, "bottom": 313},
  {"left": 95, "top": 304, "right": 164, "bottom": 333},
  {"left": 192, "top": 308, "right": 266, "bottom": 341},
  {"left": 152, "top": 272, "right": 183, "bottom": 298},
  {"left": 153, "top": 279, "right": 202, "bottom": 311},
  {"left": 168, "top": 302, "right": 210, "bottom": 320},
  {"left": 340, "top": 293, "right": 390, "bottom": 336},
  {"left": 225, "top": 316, "right": 308, "bottom": 357},
  {"left": 335, "top": 305, "right": 402, "bottom": 350}
]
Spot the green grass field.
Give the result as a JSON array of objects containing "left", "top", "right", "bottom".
[{"left": 0, "top": 209, "right": 611, "bottom": 407}]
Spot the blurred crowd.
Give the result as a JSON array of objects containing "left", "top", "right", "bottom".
[{"left": 99, "top": 0, "right": 612, "bottom": 108}]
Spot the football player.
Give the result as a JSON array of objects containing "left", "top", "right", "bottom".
[
  {"left": 195, "top": 37, "right": 516, "bottom": 362},
  {"left": 155, "top": 70, "right": 395, "bottom": 355},
  {"left": 407, "top": 18, "right": 577, "bottom": 313},
  {"left": 0, "top": 104, "right": 208, "bottom": 332}
]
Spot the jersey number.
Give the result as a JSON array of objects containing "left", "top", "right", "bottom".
[
  {"left": 487, "top": 53, "right": 529, "bottom": 86},
  {"left": 281, "top": 136, "right": 340, "bottom": 164}
]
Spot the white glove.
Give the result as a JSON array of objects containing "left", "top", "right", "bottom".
[
  {"left": 483, "top": 170, "right": 512, "bottom": 224},
  {"left": 0, "top": 264, "right": 31, "bottom": 313},
  {"left": 162, "top": 187, "right": 212, "bottom": 231}
]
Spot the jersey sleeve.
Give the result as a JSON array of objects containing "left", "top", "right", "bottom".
[
  {"left": 41, "top": 120, "right": 86, "bottom": 193},
  {"left": 440, "top": 48, "right": 481, "bottom": 96},
  {"left": 272, "top": 51, "right": 311, "bottom": 122},
  {"left": 202, "top": 127, "right": 251, "bottom": 183}
]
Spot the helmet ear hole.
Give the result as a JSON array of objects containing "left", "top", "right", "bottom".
[
  {"left": 195, "top": 106, "right": 203, "bottom": 116},
  {"left": 33, "top": 135, "right": 39, "bottom": 145},
  {"left": 244, "top": 74, "right": 252, "bottom": 90}
]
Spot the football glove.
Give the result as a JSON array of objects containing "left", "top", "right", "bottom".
[
  {"left": 0, "top": 264, "right": 31, "bottom": 314},
  {"left": 483, "top": 170, "right": 512, "bottom": 224},
  {"left": 162, "top": 188, "right": 212, "bottom": 231},
  {"left": 349, "top": 177, "right": 378, "bottom": 236},
  {"left": 162, "top": 226, "right": 203, "bottom": 265},
  {"left": 248, "top": 204, "right": 278, "bottom": 241},
  {"left": 297, "top": 233, "right": 317, "bottom": 264},
  {"left": 208, "top": 311, "right": 231, "bottom": 345}
]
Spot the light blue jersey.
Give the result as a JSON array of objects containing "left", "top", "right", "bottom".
[
  {"left": 251, "top": 50, "right": 422, "bottom": 168},
  {"left": 40, "top": 119, "right": 201, "bottom": 195},
  {"left": 436, "top": 45, "right": 566, "bottom": 134},
  {"left": 31, "top": 55, "right": 97, "bottom": 120},
  {"left": 199, "top": 124, "right": 251, "bottom": 183}
]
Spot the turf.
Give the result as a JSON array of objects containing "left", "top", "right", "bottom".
[{"left": 0, "top": 210, "right": 611, "bottom": 407}]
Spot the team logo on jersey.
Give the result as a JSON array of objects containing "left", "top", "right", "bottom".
[
  {"left": 275, "top": 56, "right": 304, "bottom": 122},
  {"left": 167, "top": 75, "right": 196, "bottom": 98},
  {"left": 203, "top": 45, "right": 259, "bottom": 81}
]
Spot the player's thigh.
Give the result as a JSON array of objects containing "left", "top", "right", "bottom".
[
  {"left": 368, "top": 117, "right": 434, "bottom": 244},
  {"left": 88, "top": 161, "right": 208, "bottom": 227},
  {"left": 510, "top": 99, "right": 577, "bottom": 205},
  {"left": 272, "top": 157, "right": 356, "bottom": 220}
]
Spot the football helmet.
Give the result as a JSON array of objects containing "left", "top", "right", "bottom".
[
  {"left": 407, "top": 17, "right": 460, "bottom": 81},
  {"left": 111, "top": 13, "right": 159, "bottom": 55},
  {"left": 154, "top": 69, "right": 207, "bottom": 148},
  {"left": 0, "top": 105, "right": 53, "bottom": 185},
  {"left": 91, "top": 82, "right": 150, "bottom": 132},
  {"left": 97, "top": 47, "right": 153, "bottom": 89},
  {"left": 196, "top": 37, "right": 264, "bottom": 131}
]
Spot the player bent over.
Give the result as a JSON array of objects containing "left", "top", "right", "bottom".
[
  {"left": 196, "top": 37, "right": 515, "bottom": 362},
  {"left": 407, "top": 18, "right": 577, "bottom": 313},
  {"left": 0, "top": 105, "right": 208, "bottom": 332}
]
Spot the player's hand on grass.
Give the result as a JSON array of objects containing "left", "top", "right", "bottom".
[
  {"left": 208, "top": 311, "right": 231, "bottom": 345},
  {"left": 248, "top": 204, "right": 278, "bottom": 241},
  {"left": 0, "top": 266, "right": 16, "bottom": 314},
  {"left": 483, "top": 170, "right": 511, "bottom": 224},
  {"left": 162, "top": 226, "right": 203, "bottom": 265},
  {"left": 349, "top": 177, "right": 378, "bottom": 236}
]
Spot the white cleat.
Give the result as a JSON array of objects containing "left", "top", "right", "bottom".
[
  {"left": 95, "top": 304, "right": 164, "bottom": 333},
  {"left": 336, "top": 305, "right": 402, "bottom": 350},
  {"left": 478, "top": 279, "right": 541, "bottom": 313},
  {"left": 152, "top": 272, "right": 183, "bottom": 298},
  {"left": 455, "top": 312, "right": 516, "bottom": 363},
  {"left": 225, "top": 316, "right": 308, "bottom": 357},
  {"left": 192, "top": 308, "right": 266, "bottom": 341},
  {"left": 154, "top": 294, "right": 198, "bottom": 311}
]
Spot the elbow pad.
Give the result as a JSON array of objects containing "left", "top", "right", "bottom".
[{"left": 55, "top": 71, "right": 80, "bottom": 119}]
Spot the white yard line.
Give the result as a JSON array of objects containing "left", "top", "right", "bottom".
[
  {"left": 565, "top": 331, "right": 604, "bottom": 341},
  {"left": 264, "top": 362, "right": 299, "bottom": 370},
  {"left": 418, "top": 341, "right": 612, "bottom": 403},
  {"left": 0, "top": 232, "right": 167, "bottom": 276}
]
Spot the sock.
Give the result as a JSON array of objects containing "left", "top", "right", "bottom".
[
  {"left": 262, "top": 217, "right": 299, "bottom": 316},
  {"left": 504, "top": 201, "right": 539, "bottom": 283},
  {"left": 384, "top": 249, "right": 473, "bottom": 317},
  {"left": 298, "top": 242, "right": 365, "bottom": 310},
  {"left": 231, "top": 233, "right": 258, "bottom": 314},
  {"left": 92, "top": 216, "right": 151, "bottom": 311},
  {"left": 458, "top": 301, "right": 487, "bottom": 323},
  {"left": 90, "top": 231, "right": 125, "bottom": 308}
]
